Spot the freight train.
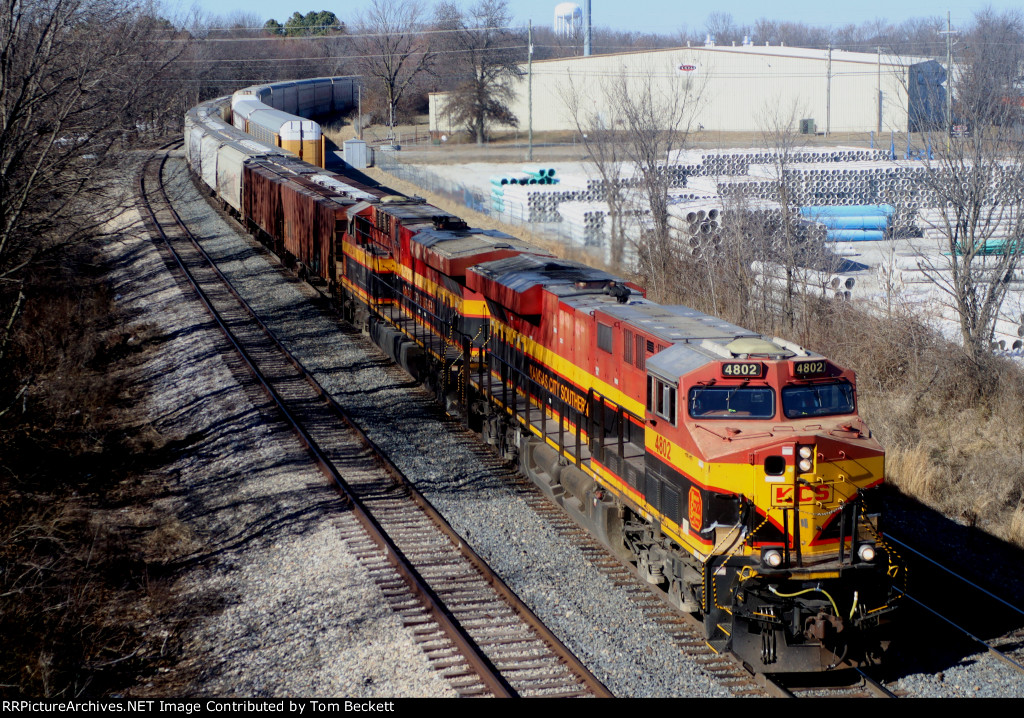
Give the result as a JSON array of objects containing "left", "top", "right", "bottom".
[{"left": 183, "top": 79, "right": 905, "bottom": 673}]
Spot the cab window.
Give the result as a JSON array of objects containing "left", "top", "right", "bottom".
[
  {"left": 781, "top": 382, "right": 855, "bottom": 418},
  {"left": 646, "top": 375, "right": 677, "bottom": 425},
  {"left": 688, "top": 386, "right": 775, "bottom": 419}
]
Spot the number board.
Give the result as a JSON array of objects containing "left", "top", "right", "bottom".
[
  {"left": 793, "top": 360, "right": 829, "bottom": 377},
  {"left": 721, "top": 362, "right": 764, "bottom": 378}
]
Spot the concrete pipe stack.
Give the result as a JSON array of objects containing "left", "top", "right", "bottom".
[
  {"left": 672, "top": 147, "right": 889, "bottom": 178},
  {"left": 666, "top": 199, "right": 723, "bottom": 245},
  {"left": 878, "top": 255, "right": 1024, "bottom": 292},
  {"left": 751, "top": 161, "right": 926, "bottom": 233},
  {"left": 716, "top": 176, "right": 782, "bottom": 203},
  {"left": 917, "top": 206, "right": 1023, "bottom": 242}
]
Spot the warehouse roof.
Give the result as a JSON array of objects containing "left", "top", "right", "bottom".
[{"left": 525, "top": 44, "right": 937, "bottom": 69}]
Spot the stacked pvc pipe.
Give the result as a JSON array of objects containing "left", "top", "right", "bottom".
[
  {"left": 483, "top": 150, "right": 1023, "bottom": 264},
  {"left": 669, "top": 146, "right": 890, "bottom": 178},
  {"left": 917, "top": 206, "right": 1023, "bottom": 242},
  {"left": 666, "top": 200, "right": 722, "bottom": 246},
  {"left": 887, "top": 281, "right": 1024, "bottom": 349},
  {"left": 490, "top": 173, "right": 558, "bottom": 186},
  {"left": 752, "top": 259, "right": 857, "bottom": 300},
  {"left": 522, "top": 166, "right": 557, "bottom": 179},
  {"left": 558, "top": 201, "right": 609, "bottom": 247},
  {"left": 799, "top": 204, "right": 894, "bottom": 242}
]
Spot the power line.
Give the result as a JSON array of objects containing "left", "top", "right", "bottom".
[
  {"left": 177, "top": 24, "right": 523, "bottom": 43},
  {"left": 161, "top": 44, "right": 528, "bottom": 64}
]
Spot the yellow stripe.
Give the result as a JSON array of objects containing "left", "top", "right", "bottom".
[
  {"left": 493, "top": 322, "right": 646, "bottom": 417},
  {"left": 390, "top": 261, "right": 491, "bottom": 318},
  {"left": 344, "top": 244, "right": 396, "bottom": 273}
]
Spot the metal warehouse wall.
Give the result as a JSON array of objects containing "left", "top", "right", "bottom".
[{"left": 430, "top": 46, "right": 942, "bottom": 137}]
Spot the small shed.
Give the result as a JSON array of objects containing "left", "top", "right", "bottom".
[{"left": 343, "top": 139, "right": 370, "bottom": 169}]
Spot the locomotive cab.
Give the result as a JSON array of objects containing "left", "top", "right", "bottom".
[{"left": 638, "top": 338, "right": 902, "bottom": 670}]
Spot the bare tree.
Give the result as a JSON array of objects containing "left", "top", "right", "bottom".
[
  {"left": 0, "top": 0, "right": 187, "bottom": 362},
  {"left": 704, "top": 12, "right": 744, "bottom": 45},
  {"left": 605, "top": 63, "right": 704, "bottom": 299},
  {"left": 560, "top": 72, "right": 631, "bottom": 266},
  {"left": 560, "top": 58, "right": 704, "bottom": 291},
  {"left": 354, "top": 0, "right": 434, "bottom": 134},
  {"left": 749, "top": 103, "right": 846, "bottom": 339},
  {"left": 432, "top": 0, "right": 523, "bottom": 144},
  {"left": 903, "top": 9, "right": 1024, "bottom": 363}
]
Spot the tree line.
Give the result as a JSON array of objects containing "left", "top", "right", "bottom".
[{"left": 187, "top": 1, "right": 1024, "bottom": 144}]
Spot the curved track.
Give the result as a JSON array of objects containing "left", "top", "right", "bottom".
[{"left": 138, "top": 147, "right": 612, "bottom": 698}]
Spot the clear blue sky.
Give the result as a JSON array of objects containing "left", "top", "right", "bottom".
[{"left": 171, "top": 0, "right": 1017, "bottom": 34}]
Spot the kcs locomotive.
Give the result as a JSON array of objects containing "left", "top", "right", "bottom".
[{"left": 184, "top": 77, "right": 905, "bottom": 672}]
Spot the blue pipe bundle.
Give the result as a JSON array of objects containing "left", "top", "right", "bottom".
[
  {"left": 490, "top": 173, "right": 558, "bottom": 186},
  {"left": 802, "top": 204, "right": 893, "bottom": 242},
  {"left": 817, "top": 215, "right": 890, "bottom": 230},
  {"left": 522, "top": 166, "right": 557, "bottom": 179}
]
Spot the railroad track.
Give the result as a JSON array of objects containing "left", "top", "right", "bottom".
[
  {"left": 149, "top": 145, "right": 909, "bottom": 698},
  {"left": 886, "top": 535, "right": 1024, "bottom": 677},
  {"left": 137, "top": 148, "right": 612, "bottom": 698}
]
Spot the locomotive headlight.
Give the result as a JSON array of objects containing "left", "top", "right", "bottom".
[
  {"left": 797, "top": 445, "right": 814, "bottom": 473},
  {"left": 857, "top": 544, "right": 877, "bottom": 562},
  {"left": 762, "top": 549, "right": 784, "bottom": 568}
]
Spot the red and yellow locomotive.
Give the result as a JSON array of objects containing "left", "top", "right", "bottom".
[
  {"left": 186, "top": 91, "right": 904, "bottom": 672},
  {"left": 338, "top": 208, "right": 903, "bottom": 671}
]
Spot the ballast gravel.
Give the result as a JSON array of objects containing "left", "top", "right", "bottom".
[
  {"left": 110, "top": 156, "right": 454, "bottom": 697},
  {"left": 157, "top": 156, "right": 731, "bottom": 697}
]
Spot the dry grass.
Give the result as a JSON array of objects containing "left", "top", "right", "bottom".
[
  {"left": 884, "top": 442, "right": 942, "bottom": 500},
  {"left": 1006, "top": 506, "right": 1024, "bottom": 546},
  {"left": 0, "top": 243, "right": 192, "bottom": 698}
]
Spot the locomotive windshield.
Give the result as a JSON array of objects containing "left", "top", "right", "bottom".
[
  {"left": 782, "top": 382, "right": 855, "bottom": 418},
  {"left": 688, "top": 386, "right": 775, "bottom": 419}
]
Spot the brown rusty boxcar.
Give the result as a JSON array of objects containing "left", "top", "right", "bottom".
[
  {"left": 243, "top": 160, "right": 286, "bottom": 253},
  {"left": 244, "top": 157, "right": 374, "bottom": 284}
]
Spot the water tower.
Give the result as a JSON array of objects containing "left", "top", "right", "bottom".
[{"left": 554, "top": 2, "right": 582, "bottom": 36}]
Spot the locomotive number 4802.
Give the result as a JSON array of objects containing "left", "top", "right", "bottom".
[
  {"left": 793, "top": 360, "right": 828, "bottom": 377},
  {"left": 721, "top": 362, "right": 764, "bottom": 378},
  {"left": 654, "top": 435, "right": 672, "bottom": 461}
]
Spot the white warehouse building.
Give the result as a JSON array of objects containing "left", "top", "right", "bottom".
[{"left": 429, "top": 44, "right": 946, "bottom": 137}]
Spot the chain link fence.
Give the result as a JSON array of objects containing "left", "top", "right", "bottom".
[{"left": 373, "top": 149, "right": 589, "bottom": 238}]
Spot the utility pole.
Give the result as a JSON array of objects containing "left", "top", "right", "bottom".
[
  {"left": 877, "top": 46, "right": 882, "bottom": 133},
  {"left": 826, "top": 42, "right": 832, "bottom": 137},
  {"left": 583, "top": 0, "right": 591, "bottom": 57},
  {"left": 939, "top": 12, "right": 958, "bottom": 139},
  {"left": 528, "top": 19, "right": 533, "bottom": 161}
]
